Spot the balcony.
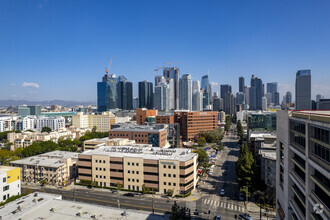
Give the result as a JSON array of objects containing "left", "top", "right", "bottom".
[
  {"left": 311, "top": 175, "right": 330, "bottom": 197},
  {"left": 311, "top": 191, "right": 330, "bottom": 218},
  {"left": 290, "top": 171, "right": 305, "bottom": 189}
]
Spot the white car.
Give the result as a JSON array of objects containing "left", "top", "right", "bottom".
[{"left": 220, "top": 189, "right": 225, "bottom": 196}]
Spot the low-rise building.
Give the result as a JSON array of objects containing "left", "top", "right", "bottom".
[
  {"left": 0, "top": 166, "right": 21, "bottom": 202},
  {"left": 10, "top": 151, "right": 78, "bottom": 186},
  {"left": 136, "top": 108, "right": 158, "bottom": 125},
  {"left": 78, "top": 146, "right": 198, "bottom": 195},
  {"left": 109, "top": 124, "right": 168, "bottom": 147},
  {"left": 174, "top": 111, "right": 218, "bottom": 141},
  {"left": 83, "top": 137, "right": 150, "bottom": 151},
  {"left": 72, "top": 112, "right": 116, "bottom": 132}
]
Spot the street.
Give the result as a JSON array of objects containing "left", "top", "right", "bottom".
[{"left": 194, "top": 128, "right": 243, "bottom": 219}]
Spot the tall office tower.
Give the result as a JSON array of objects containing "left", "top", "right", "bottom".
[
  {"left": 236, "top": 92, "right": 245, "bottom": 105},
  {"left": 250, "top": 75, "right": 263, "bottom": 110},
  {"left": 117, "top": 80, "right": 133, "bottom": 110},
  {"left": 97, "top": 74, "right": 118, "bottom": 112},
  {"left": 220, "top": 84, "right": 232, "bottom": 99},
  {"left": 286, "top": 91, "right": 292, "bottom": 104},
  {"left": 192, "top": 80, "right": 200, "bottom": 93},
  {"left": 208, "top": 84, "right": 213, "bottom": 104},
  {"left": 264, "top": 93, "right": 272, "bottom": 106},
  {"left": 133, "top": 97, "right": 138, "bottom": 109},
  {"left": 262, "top": 97, "right": 267, "bottom": 111},
  {"left": 163, "top": 67, "right": 180, "bottom": 109},
  {"left": 117, "top": 75, "right": 127, "bottom": 82},
  {"left": 224, "top": 92, "right": 236, "bottom": 115},
  {"left": 179, "top": 74, "right": 192, "bottom": 110},
  {"left": 213, "top": 98, "right": 223, "bottom": 112},
  {"left": 27, "top": 105, "right": 41, "bottom": 116},
  {"left": 154, "top": 83, "right": 170, "bottom": 111},
  {"left": 245, "top": 87, "right": 250, "bottom": 106},
  {"left": 155, "top": 75, "right": 166, "bottom": 87},
  {"left": 274, "top": 92, "right": 280, "bottom": 106},
  {"left": 203, "top": 90, "right": 210, "bottom": 109},
  {"left": 192, "top": 91, "right": 203, "bottom": 111},
  {"left": 201, "top": 75, "right": 209, "bottom": 92},
  {"left": 276, "top": 110, "right": 330, "bottom": 220},
  {"left": 239, "top": 76, "right": 245, "bottom": 93},
  {"left": 267, "top": 82, "right": 278, "bottom": 103},
  {"left": 138, "top": 80, "right": 153, "bottom": 109},
  {"left": 296, "top": 70, "right": 311, "bottom": 110},
  {"left": 316, "top": 94, "right": 323, "bottom": 102}
]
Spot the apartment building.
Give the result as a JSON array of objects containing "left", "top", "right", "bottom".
[
  {"left": 78, "top": 146, "right": 198, "bottom": 195},
  {"left": 72, "top": 112, "right": 116, "bottom": 132},
  {"left": 174, "top": 111, "right": 218, "bottom": 141},
  {"left": 136, "top": 108, "right": 158, "bottom": 125},
  {"left": 0, "top": 166, "right": 21, "bottom": 202},
  {"left": 276, "top": 110, "right": 329, "bottom": 220},
  {"left": 11, "top": 151, "right": 78, "bottom": 186},
  {"left": 0, "top": 115, "right": 19, "bottom": 132},
  {"left": 109, "top": 124, "right": 168, "bottom": 147}
]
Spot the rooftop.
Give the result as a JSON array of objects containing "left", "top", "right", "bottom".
[
  {"left": 259, "top": 150, "right": 276, "bottom": 160},
  {"left": 111, "top": 124, "right": 166, "bottom": 132},
  {"left": 82, "top": 146, "right": 196, "bottom": 162},
  {"left": 0, "top": 166, "right": 18, "bottom": 174},
  {"left": 0, "top": 192, "right": 167, "bottom": 220},
  {"left": 10, "top": 151, "right": 78, "bottom": 168}
]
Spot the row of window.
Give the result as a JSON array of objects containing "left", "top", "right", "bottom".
[
  {"left": 163, "top": 173, "right": 176, "bottom": 178},
  {"left": 128, "top": 178, "right": 139, "bottom": 182},
  {"left": 313, "top": 142, "right": 330, "bottom": 163},
  {"left": 163, "top": 165, "right": 176, "bottom": 169},
  {"left": 127, "top": 162, "right": 139, "bottom": 166}
]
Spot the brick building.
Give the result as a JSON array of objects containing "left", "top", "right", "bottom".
[{"left": 136, "top": 108, "right": 158, "bottom": 125}]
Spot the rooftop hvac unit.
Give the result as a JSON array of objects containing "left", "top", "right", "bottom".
[
  {"left": 77, "top": 211, "right": 83, "bottom": 216},
  {"left": 50, "top": 207, "right": 56, "bottom": 212}
]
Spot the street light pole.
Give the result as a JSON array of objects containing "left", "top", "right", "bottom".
[{"left": 152, "top": 188, "right": 154, "bottom": 214}]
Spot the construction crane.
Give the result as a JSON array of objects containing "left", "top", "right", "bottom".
[
  {"left": 154, "top": 67, "right": 164, "bottom": 77},
  {"left": 105, "top": 57, "right": 113, "bottom": 76},
  {"left": 163, "top": 62, "right": 183, "bottom": 68}
]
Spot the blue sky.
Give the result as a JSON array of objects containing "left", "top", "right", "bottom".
[{"left": 1, "top": 0, "right": 329, "bottom": 102}]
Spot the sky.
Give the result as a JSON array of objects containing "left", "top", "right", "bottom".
[{"left": 0, "top": 0, "right": 330, "bottom": 102}]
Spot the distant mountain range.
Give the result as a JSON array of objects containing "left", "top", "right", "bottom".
[{"left": 0, "top": 99, "right": 96, "bottom": 107}]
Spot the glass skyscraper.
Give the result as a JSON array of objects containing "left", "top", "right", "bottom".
[
  {"left": 295, "top": 69, "right": 311, "bottom": 110},
  {"left": 138, "top": 80, "right": 153, "bottom": 109},
  {"left": 97, "top": 74, "right": 117, "bottom": 112}
]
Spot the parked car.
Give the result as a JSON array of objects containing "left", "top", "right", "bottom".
[
  {"left": 220, "top": 189, "right": 225, "bottom": 196},
  {"left": 123, "top": 193, "right": 135, "bottom": 197},
  {"left": 238, "top": 213, "right": 253, "bottom": 220},
  {"left": 215, "top": 214, "right": 222, "bottom": 220}
]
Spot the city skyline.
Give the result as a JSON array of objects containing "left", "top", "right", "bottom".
[{"left": 1, "top": 0, "right": 330, "bottom": 101}]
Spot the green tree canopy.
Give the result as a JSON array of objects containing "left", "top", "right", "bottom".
[{"left": 41, "top": 127, "right": 52, "bottom": 133}]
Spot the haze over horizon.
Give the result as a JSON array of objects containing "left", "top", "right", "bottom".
[{"left": 1, "top": 0, "right": 329, "bottom": 102}]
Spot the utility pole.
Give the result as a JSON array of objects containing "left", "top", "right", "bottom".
[{"left": 152, "top": 188, "right": 155, "bottom": 214}]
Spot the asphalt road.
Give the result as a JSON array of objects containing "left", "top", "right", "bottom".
[{"left": 194, "top": 127, "right": 243, "bottom": 219}]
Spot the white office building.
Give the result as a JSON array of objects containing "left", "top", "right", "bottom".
[{"left": 179, "top": 74, "right": 192, "bottom": 111}]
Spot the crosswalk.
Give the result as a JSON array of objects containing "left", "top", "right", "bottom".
[{"left": 202, "top": 198, "right": 244, "bottom": 212}]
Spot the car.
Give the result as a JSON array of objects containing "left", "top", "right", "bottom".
[
  {"left": 238, "top": 213, "right": 253, "bottom": 220},
  {"left": 123, "top": 193, "right": 135, "bottom": 197},
  {"left": 220, "top": 189, "right": 225, "bottom": 196},
  {"left": 215, "top": 214, "right": 222, "bottom": 220}
]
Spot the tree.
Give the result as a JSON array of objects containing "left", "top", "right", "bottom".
[
  {"left": 236, "top": 143, "right": 255, "bottom": 193},
  {"left": 196, "top": 137, "right": 206, "bottom": 146},
  {"left": 170, "top": 202, "right": 181, "bottom": 220},
  {"left": 92, "top": 126, "right": 97, "bottom": 132},
  {"left": 40, "top": 179, "right": 47, "bottom": 186},
  {"left": 225, "top": 115, "right": 232, "bottom": 132},
  {"left": 41, "top": 127, "right": 52, "bottom": 133},
  {"left": 195, "top": 149, "right": 208, "bottom": 163},
  {"left": 237, "top": 120, "right": 244, "bottom": 140}
]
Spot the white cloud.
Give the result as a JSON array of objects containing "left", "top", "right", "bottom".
[
  {"left": 22, "top": 82, "right": 40, "bottom": 88},
  {"left": 210, "top": 82, "right": 219, "bottom": 87}
]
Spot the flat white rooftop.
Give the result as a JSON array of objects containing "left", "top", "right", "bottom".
[
  {"left": 0, "top": 165, "right": 17, "bottom": 174},
  {"left": 0, "top": 192, "right": 167, "bottom": 220},
  {"left": 82, "top": 145, "right": 196, "bottom": 162}
]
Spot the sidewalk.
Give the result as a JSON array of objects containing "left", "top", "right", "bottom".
[{"left": 246, "top": 202, "right": 276, "bottom": 220}]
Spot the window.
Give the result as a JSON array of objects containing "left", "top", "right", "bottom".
[
  {"left": 96, "top": 167, "right": 98, "bottom": 170},
  {"left": 96, "top": 175, "right": 98, "bottom": 178},
  {"left": 164, "top": 174, "right": 166, "bottom": 177},
  {"left": 128, "top": 178, "right": 130, "bottom": 182},
  {"left": 164, "top": 182, "right": 166, "bottom": 185},
  {"left": 128, "top": 170, "right": 130, "bottom": 174},
  {"left": 132, "top": 171, "right": 135, "bottom": 174},
  {"left": 104, "top": 176, "right": 106, "bottom": 179},
  {"left": 173, "top": 166, "right": 176, "bottom": 169},
  {"left": 173, "top": 183, "right": 176, "bottom": 186},
  {"left": 100, "top": 175, "right": 102, "bottom": 178},
  {"left": 99, "top": 160, "right": 102, "bottom": 163},
  {"left": 3, "top": 185, "right": 9, "bottom": 191},
  {"left": 3, "top": 195, "right": 6, "bottom": 200},
  {"left": 173, "top": 174, "right": 176, "bottom": 178},
  {"left": 136, "top": 171, "right": 139, "bottom": 174},
  {"left": 103, "top": 160, "right": 105, "bottom": 163},
  {"left": 168, "top": 174, "right": 171, "bottom": 177},
  {"left": 132, "top": 163, "right": 135, "bottom": 166},
  {"left": 168, "top": 166, "right": 171, "bottom": 169},
  {"left": 128, "top": 162, "right": 130, "bottom": 165},
  {"left": 132, "top": 179, "right": 135, "bottom": 182},
  {"left": 169, "top": 182, "right": 171, "bottom": 186},
  {"left": 95, "top": 160, "right": 98, "bottom": 163},
  {"left": 137, "top": 179, "right": 139, "bottom": 182},
  {"left": 3, "top": 177, "right": 6, "bottom": 183},
  {"left": 163, "top": 165, "right": 166, "bottom": 168},
  {"left": 103, "top": 168, "right": 106, "bottom": 171},
  {"left": 136, "top": 163, "right": 139, "bottom": 166}
]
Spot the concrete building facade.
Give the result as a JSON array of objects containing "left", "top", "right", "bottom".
[{"left": 0, "top": 166, "right": 21, "bottom": 202}]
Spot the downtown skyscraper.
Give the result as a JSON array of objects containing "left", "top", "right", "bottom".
[
  {"left": 250, "top": 75, "right": 263, "bottom": 110},
  {"left": 117, "top": 79, "right": 133, "bottom": 110},
  {"left": 179, "top": 74, "right": 192, "bottom": 110},
  {"left": 296, "top": 69, "right": 311, "bottom": 110},
  {"left": 138, "top": 80, "right": 153, "bottom": 109},
  {"left": 239, "top": 76, "right": 245, "bottom": 93},
  {"left": 267, "top": 82, "right": 278, "bottom": 104},
  {"left": 97, "top": 74, "right": 118, "bottom": 112},
  {"left": 163, "top": 67, "right": 180, "bottom": 109}
]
